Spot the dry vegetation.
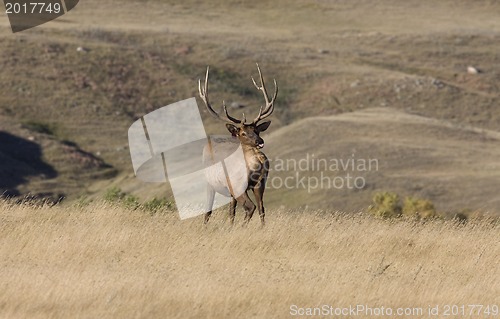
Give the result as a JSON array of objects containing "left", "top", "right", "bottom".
[
  {"left": 0, "top": 200, "right": 498, "bottom": 318},
  {"left": 1, "top": 1, "right": 500, "bottom": 316}
]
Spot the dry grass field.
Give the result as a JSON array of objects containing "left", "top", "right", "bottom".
[
  {"left": 2, "top": 1, "right": 500, "bottom": 317},
  {"left": 0, "top": 200, "right": 498, "bottom": 318}
]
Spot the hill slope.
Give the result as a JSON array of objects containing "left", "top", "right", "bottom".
[
  {"left": 115, "top": 108, "right": 500, "bottom": 216},
  {"left": 264, "top": 108, "right": 500, "bottom": 214},
  {"left": 1, "top": 0, "right": 500, "bottom": 214}
]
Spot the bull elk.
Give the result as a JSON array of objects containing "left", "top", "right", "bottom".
[{"left": 198, "top": 64, "right": 278, "bottom": 226}]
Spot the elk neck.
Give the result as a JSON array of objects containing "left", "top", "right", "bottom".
[{"left": 241, "top": 143, "right": 268, "bottom": 171}]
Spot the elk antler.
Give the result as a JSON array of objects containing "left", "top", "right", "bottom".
[
  {"left": 198, "top": 66, "right": 244, "bottom": 124},
  {"left": 251, "top": 63, "right": 278, "bottom": 124}
]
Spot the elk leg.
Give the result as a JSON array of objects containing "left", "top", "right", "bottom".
[
  {"left": 252, "top": 182, "right": 266, "bottom": 227},
  {"left": 236, "top": 192, "right": 255, "bottom": 226},
  {"left": 204, "top": 185, "right": 216, "bottom": 224},
  {"left": 229, "top": 197, "right": 237, "bottom": 224}
]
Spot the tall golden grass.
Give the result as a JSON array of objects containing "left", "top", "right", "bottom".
[{"left": 0, "top": 200, "right": 498, "bottom": 318}]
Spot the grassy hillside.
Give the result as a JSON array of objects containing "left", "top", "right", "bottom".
[
  {"left": 1, "top": 0, "right": 500, "bottom": 214},
  {"left": 0, "top": 201, "right": 498, "bottom": 318},
  {"left": 264, "top": 108, "right": 500, "bottom": 214}
]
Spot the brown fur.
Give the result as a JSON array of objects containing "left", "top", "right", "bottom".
[
  {"left": 198, "top": 64, "right": 277, "bottom": 226},
  {"left": 204, "top": 123, "right": 271, "bottom": 226}
]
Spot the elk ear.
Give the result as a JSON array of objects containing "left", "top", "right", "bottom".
[
  {"left": 226, "top": 123, "right": 239, "bottom": 136},
  {"left": 256, "top": 121, "right": 271, "bottom": 133}
]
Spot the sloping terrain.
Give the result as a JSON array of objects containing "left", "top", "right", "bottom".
[
  {"left": 0, "top": 116, "right": 116, "bottom": 201},
  {"left": 264, "top": 108, "right": 500, "bottom": 214},
  {"left": 0, "top": 0, "right": 500, "bottom": 214},
  {"left": 120, "top": 107, "right": 500, "bottom": 215}
]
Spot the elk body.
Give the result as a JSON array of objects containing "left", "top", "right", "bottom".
[{"left": 198, "top": 64, "right": 278, "bottom": 226}]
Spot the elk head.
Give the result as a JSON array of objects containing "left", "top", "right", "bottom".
[{"left": 198, "top": 63, "right": 278, "bottom": 149}]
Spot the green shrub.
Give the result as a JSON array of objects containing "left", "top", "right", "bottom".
[
  {"left": 143, "top": 197, "right": 171, "bottom": 214},
  {"left": 103, "top": 186, "right": 126, "bottom": 202},
  {"left": 123, "top": 194, "right": 140, "bottom": 210},
  {"left": 403, "top": 196, "right": 437, "bottom": 219},
  {"left": 369, "top": 192, "right": 402, "bottom": 218},
  {"left": 103, "top": 187, "right": 139, "bottom": 210},
  {"left": 104, "top": 187, "right": 170, "bottom": 212}
]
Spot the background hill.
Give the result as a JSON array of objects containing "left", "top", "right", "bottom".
[
  {"left": 1, "top": 0, "right": 500, "bottom": 215},
  {"left": 264, "top": 108, "right": 500, "bottom": 213}
]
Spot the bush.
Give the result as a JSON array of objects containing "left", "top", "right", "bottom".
[
  {"left": 103, "top": 186, "right": 138, "bottom": 209},
  {"left": 369, "top": 192, "right": 441, "bottom": 220},
  {"left": 143, "top": 197, "right": 172, "bottom": 214},
  {"left": 103, "top": 187, "right": 126, "bottom": 202},
  {"left": 123, "top": 194, "right": 140, "bottom": 210},
  {"left": 104, "top": 187, "right": 170, "bottom": 212},
  {"left": 403, "top": 196, "right": 437, "bottom": 219},
  {"left": 369, "top": 192, "right": 402, "bottom": 218}
]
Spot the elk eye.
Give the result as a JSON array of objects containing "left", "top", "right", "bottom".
[{"left": 241, "top": 132, "right": 247, "bottom": 136}]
